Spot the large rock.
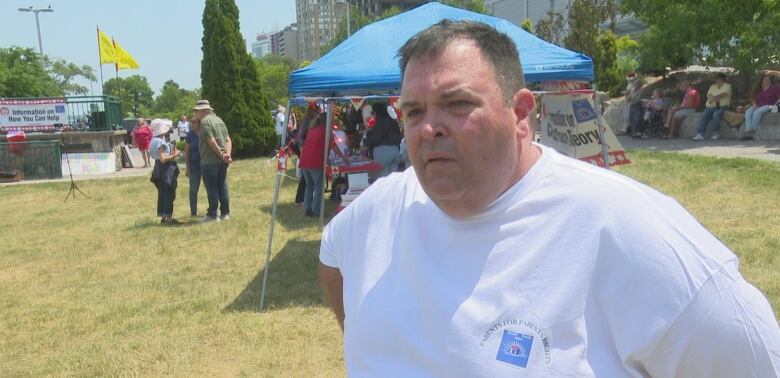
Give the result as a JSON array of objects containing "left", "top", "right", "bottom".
[
  {"left": 603, "top": 99, "right": 627, "bottom": 133},
  {"left": 677, "top": 110, "right": 780, "bottom": 140}
]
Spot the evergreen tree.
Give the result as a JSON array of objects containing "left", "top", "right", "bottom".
[{"left": 201, "top": 0, "right": 274, "bottom": 157}]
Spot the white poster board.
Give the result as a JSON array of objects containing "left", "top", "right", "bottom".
[
  {"left": 61, "top": 153, "right": 116, "bottom": 176},
  {"left": 540, "top": 92, "right": 630, "bottom": 167},
  {"left": 0, "top": 98, "right": 69, "bottom": 132}
]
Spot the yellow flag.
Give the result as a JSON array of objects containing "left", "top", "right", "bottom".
[
  {"left": 114, "top": 41, "right": 140, "bottom": 70},
  {"left": 98, "top": 29, "right": 116, "bottom": 64}
]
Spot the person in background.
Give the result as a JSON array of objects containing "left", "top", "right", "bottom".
[
  {"left": 177, "top": 115, "right": 189, "bottom": 142},
  {"left": 624, "top": 72, "right": 644, "bottom": 137},
  {"left": 366, "top": 102, "right": 402, "bottom": 178},
  {"left": 299, "top": 112, "right": 328, "bottom": 218},
  {"left": 319, "top": 20, "right": 780, "bottom": 376},
  {"left": 150, "top": 124, "right": 180, "bottom": 225},
  {"left": 742, "top": 73, "right": 780, "bottom": 140},
  {"left": 665, "top": 80, "right": 700, "bottom": 139},
  {"left": 193, "top": 100, "right": 232, "bottom": 222},
  {"left": 692, "top": 73, "right": 732, "bottom": 141},
  {"left": 184, "top": 117, "right": 201, "bottom": 217},
  {"left": 132, "top": 118, "right": 152, "bottom": 168},
  {"left": 275, "top": 105, "right": 287, "bottom": 147}
]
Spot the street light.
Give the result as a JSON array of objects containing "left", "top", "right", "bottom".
[
  {"left": 336, "top": 0, "right": 351, "bottom": 37},
  {"left": 18, "top": 5, "right": 54, "bottom": 56}
]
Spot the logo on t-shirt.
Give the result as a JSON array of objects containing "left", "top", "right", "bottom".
[{"left": 496, "top": 330, "right": 533, "bottom": 368}]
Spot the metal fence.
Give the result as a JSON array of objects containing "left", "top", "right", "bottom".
[
  {"left": 65, "top": 95, "right": 123, "bottom": 131},
  {"left": 0, "top": 141, "right": 62, "bottom": 180}
]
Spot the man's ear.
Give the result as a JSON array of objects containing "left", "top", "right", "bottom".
[{"left": 512, "top": 88, "right": 536, "bottom": 122}]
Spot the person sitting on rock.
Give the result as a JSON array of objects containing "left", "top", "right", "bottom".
[
  {"left": 692, "top": 73, "right": 732, "bottom": 141},
  {"left": 665, "top": 80, "right": 700, "bottom": 139},
  {"left": 741, "top": 73, "right": 780, "bottom": 140}
]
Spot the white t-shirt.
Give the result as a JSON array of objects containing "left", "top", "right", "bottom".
[
  {"left": 320, "top": 144, "right": 780, "bottom": 377},
  {"left": 178, "top": 120, "right": 189, "bottom": 135},
  {"left": 275, "top": 112, "right": 286, "bottom": 136}
]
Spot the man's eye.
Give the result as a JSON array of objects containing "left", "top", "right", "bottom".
[
  {"left": 449, "top": 100, "right": 474, "bottom": 111},
  {"left": 406, "top": 109, "right": 422, "bottom": 118}
]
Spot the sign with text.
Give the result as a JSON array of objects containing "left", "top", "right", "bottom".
[
  {"left": 61, "top": 153, "right": 116, "bottom": 176},
  {"left": 539, "top": 93, "right": 630, "bottom": 167},
  {"left": 0, "top": 98, "right": 69, "bottom": 132}
]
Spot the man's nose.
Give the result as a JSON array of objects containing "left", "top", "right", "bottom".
[{"left": 419, "top": 107, "right": 448, "bottom": 141}]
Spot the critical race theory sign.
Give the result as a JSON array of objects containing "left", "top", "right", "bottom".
[{"left": 540, "top": 93, "right": 630, "bottom": 167}]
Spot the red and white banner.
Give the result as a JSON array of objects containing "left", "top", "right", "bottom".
[
  {"left": 0, "top": 98, "right": 69, "bottom": 132},
  {"left": 539, "top": 92, "right": 630, "bottom": 167}
]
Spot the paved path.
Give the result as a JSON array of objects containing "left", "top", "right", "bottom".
[
  {"left": 3, "top": 138, "right": 779, "bottom": 187},
  {"left": 618, "top": 136, "right": 780, "bottom": 163},
  {"left": 1, "top": 165, "right": 155, "bottom": 186}
]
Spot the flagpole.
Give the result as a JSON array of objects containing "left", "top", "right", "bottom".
[{"left": 96, "top": 26, "right": 104, "bottom": 91}]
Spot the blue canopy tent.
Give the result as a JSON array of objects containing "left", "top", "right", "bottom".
[
  {"left": 261, "top": 4, "right": 600, "bottom": 312},
  {"left": 288, "top": 2, "right": 594, "bottom": 97}
]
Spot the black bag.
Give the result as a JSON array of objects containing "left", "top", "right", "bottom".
[{"left": 150, "top": 162, "right": 161, "bottom": 184}]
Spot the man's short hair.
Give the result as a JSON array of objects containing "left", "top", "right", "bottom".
[
  {"left": 398, "top": 20, "right": 525, "bottom": 105},
  {"left": 716, "top": 73, "right": 727, "bottom": 80}
]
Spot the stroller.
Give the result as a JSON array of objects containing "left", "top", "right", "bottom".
[{"left": 637, "top": 101, "right": 666, "bottom": 139}]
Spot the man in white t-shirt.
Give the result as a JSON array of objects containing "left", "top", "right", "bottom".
[
  {"left": 177, "top": 115, "right": 189, "bottom": 142},
  {"left": 275, "top": 104, "right": 286, "bottom": 147},
  {"left": 319, "top": 20, "right": 780, "bottom": 377}
]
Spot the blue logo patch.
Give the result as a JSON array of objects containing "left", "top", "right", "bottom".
[
  {"left": 571, "top": 99, "right": 596, "bottom": 123},
  {"left": 496, "top": 329, "right": 533, "bottom": 368},
  {"left": 55, "top": 105, "right": 65, "bottom": 113}
]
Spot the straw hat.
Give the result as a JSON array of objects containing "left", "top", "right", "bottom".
[
  {"left": 150, "top": 118, "right": 173, "bottom": 136},
  {"left": 193, "top": 99, "right": 214, "bottom": 111}
]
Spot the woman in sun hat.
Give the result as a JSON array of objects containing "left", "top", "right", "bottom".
[{"left": 149, "top": 118, "right": 181, "bottom": 225}]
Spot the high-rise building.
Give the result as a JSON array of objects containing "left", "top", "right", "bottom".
[
  {"left": 296, "top": 0, "right": 344, "bottom": 61},
  {"left": 485, "top": 0, "right": 568, "bottom": 28},
  {"left": 295, "top": 0, "right": 426, "bottom": 61},
  {"left": 251, "top": 33, "right": 272, "bottom": 58},
  {"left": 271, "top": 24, "right": 300, "bottom": 62},
  {"left": 351, "top": 0, "right": 426, "bottom": 16},
  {"left": 484, "top": 0, "right": 646, "bottom": 38}
]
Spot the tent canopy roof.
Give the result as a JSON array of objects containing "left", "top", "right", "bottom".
[{"left": 288, "top": 2, "right": 594, "bottom": 97}]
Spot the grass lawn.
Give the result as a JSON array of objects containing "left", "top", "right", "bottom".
[{"left": 1, "top": 150, "right": 778, "bottom": 376}]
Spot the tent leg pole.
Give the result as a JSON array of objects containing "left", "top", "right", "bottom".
[
  {"left": 320, "top": 100, "right": 333, "bottom": 230},
  {"left": 259, "top": 169, "right": 283, "bottom": 313},
  {"left": 591, "top": 85, "right": 611, "bottom": 170}
]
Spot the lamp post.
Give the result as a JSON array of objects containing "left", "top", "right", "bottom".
[
  {"left": 18, "top": 5, "right": 54, "bottom": 57},
  {"left": 336, "top": 0, "right": 351, "bottom": 37}
]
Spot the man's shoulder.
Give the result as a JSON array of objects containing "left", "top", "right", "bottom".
[{"left": 202, "top": 113, "right": 224, "bottom": 125}]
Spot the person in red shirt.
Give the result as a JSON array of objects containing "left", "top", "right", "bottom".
[
  {"left": 298, "top": 111, "right": 349, "bottom": 217},
  {"left": 665, "top": 81, "right": 700, "bottom": 139},
  {"left": 132, "top": 118, "right": 153, "bottom": 167}
]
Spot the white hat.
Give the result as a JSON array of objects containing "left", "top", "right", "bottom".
[
  {"left": 193, "top": 99, "right": 214, "bottom": 111},
  {"left": 150, "top": 118, "right": 173, "bottom": 136}
]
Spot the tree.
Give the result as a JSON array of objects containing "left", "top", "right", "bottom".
[
  {"left": 535, "top": 11, "right": 565, "bottom": 45},
  {"left": 47, "top": 58, "right": 97, "bottom": 95},
  {"left": 563, "top": 0, "right": 621, "bottom": 95},
  {"left": 201, "top": 0, "right": 274, "bottom": 157},
  {"left": 441, "top": 0, "right": 488, "bottom": 13},
  {"left": 0, "top": 47, "right": 61, "bottom": 98},
  {"left": 103, "top": 75, "right": 154, "bottom": 117},
  {"left": 153, "top": 80, "right": 200, "bottom": 120},
  {"left": 255, "top": 55, "right": 295, "bottom": 107},
  {"left": 621, "top": 0, "right": 780, "bottom": 81},
  {"left": 563, "top": 0, "right": 617, "bottom": 57},
  {"left": 592, "top": 31, "right": 622, "bottom": 96},
  {"left": 520, "top": 19, "right": 533, "bottom": 33}
]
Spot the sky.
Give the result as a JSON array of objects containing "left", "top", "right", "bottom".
[{"left": 1, "top": 0, "right": 297, "bottom": 95}]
